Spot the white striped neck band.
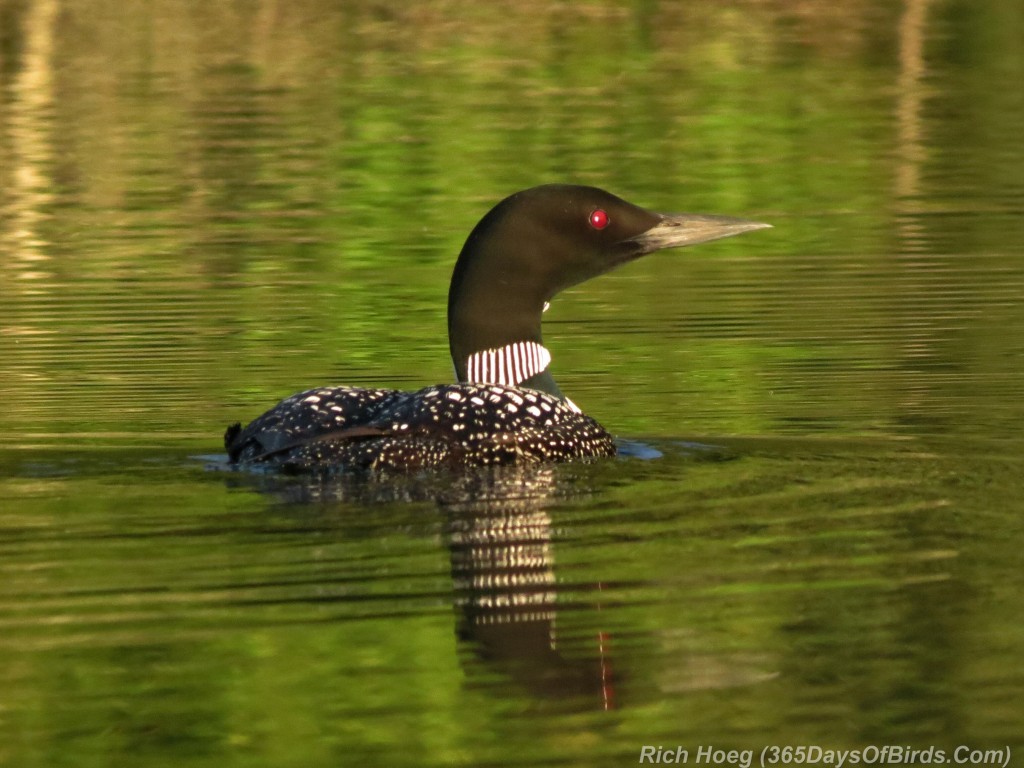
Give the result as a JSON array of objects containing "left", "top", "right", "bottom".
[{"left": 464, "top": 341, "right": 552, "bottom": 387}]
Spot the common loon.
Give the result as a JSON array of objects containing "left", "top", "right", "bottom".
[{"left": 225, "top": 185, "right": 768, "bottom": 471}]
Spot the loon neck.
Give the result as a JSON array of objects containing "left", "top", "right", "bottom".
[
  {"left": 521, "top": 368, "right": 565, "bottom": 399},
  {"left": 453, "top": 339, "right": 563, "bottom": 398}
]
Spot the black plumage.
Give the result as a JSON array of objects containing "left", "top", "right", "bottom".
[{"left": 226, "top": 383, "right": 614, "bottom": 471}]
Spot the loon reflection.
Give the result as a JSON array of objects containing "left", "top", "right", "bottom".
[
  {"left": 224, "top": 462, "right": 617, "bottom": 710},
  {"left": 446, "top": 474, "right": 616, "bottom": 710}
]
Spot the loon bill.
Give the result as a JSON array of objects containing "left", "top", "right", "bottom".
[{"left": 225, "top": 184, "right": 770, "bottom": 471}]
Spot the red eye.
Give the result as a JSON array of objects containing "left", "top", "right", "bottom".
[{"left": 589, "top": 208, "right": 609, "bottom": 230}]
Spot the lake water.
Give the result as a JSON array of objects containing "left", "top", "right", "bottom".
[{"left": 2, "top": 1, "right": 1022, "bottom": 766}]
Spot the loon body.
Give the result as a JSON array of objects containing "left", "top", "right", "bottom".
[{"left": 225, "top": 185, "right": 768, "bottom": 471}]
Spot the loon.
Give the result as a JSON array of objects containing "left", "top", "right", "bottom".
[{"left": 225, "top": 185, "right": 768, "bottom": 472}]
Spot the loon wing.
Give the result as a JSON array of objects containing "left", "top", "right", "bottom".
[
  {"left": 246, "top": 425, "right": 388, "bottom": 462},
  {"left": 224, "top": 386, "right": 403, "bottom": 463}
]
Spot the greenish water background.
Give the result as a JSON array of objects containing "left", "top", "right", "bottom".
[{"left": 1, "top": 1, "right": 1022, "bottom": 766}]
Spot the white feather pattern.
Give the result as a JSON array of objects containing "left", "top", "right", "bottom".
[{"left": 465, "top": 342, "right": 552, "bottom": 386}]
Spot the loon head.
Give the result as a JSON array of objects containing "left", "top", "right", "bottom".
[{"left": 447, "top": 184, "right": 769, "bottom": 399}]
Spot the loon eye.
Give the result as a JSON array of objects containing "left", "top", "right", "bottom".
[{"left": 589, "top": 208, "right": 609, "bottom": 230}]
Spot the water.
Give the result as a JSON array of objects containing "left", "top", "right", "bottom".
[{"left": 2, "top": 1, "right": 1023, "bottom": 765}]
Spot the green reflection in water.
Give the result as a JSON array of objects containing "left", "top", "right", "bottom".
[{"left": 1, "top": 0, "right": 1023, "bottom": 766}]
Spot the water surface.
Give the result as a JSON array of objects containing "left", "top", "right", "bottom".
[{"left": 1, "top": 1, "right": 1022, "bottom": 765}]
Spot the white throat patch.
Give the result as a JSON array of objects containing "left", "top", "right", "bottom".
[{"left": 465, "top": 341, "right": 552, "bottom": 387}]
